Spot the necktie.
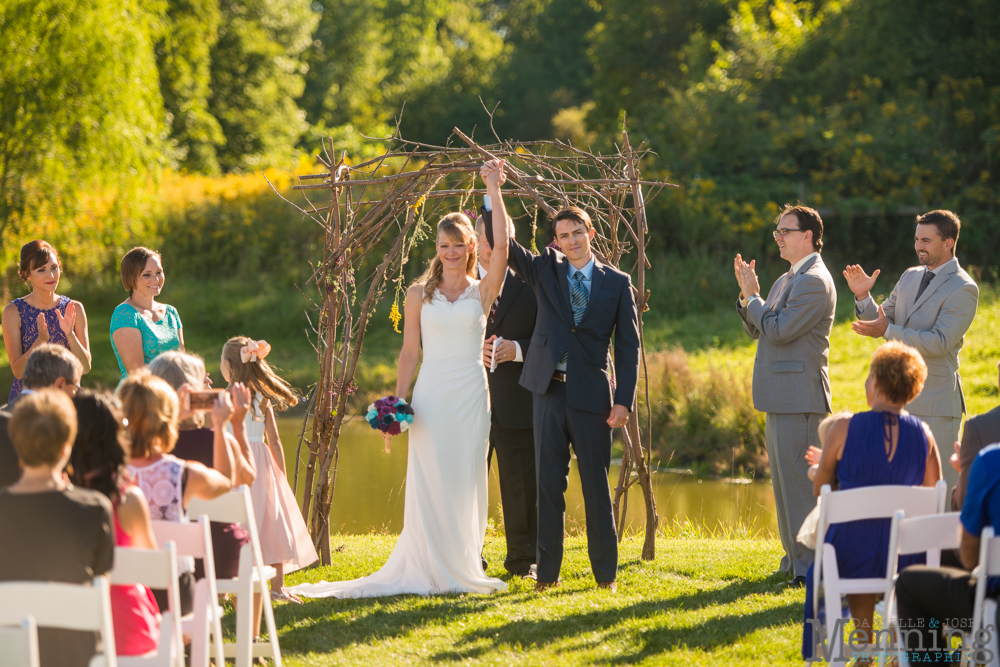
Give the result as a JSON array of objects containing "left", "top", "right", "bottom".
[
  {"left": 915, "top": 270, "right": 934, "bottom": 301},
  {"left": 489, "top": 295, "right": 500, "bottom": 324},
  {"left": 560, "top": 271, "right": 589, "bottom": 367},
  {"left": 766, "top": 271, "right": 792, "bottom": 308},
  {"left": 571, "top": 270, "right": 588, "bottom": 325}
]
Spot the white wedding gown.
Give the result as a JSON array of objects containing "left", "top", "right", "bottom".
[{"left": 289, "top": 281, "right": 507, "bottom": 598}]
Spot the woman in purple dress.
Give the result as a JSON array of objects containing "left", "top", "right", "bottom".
[
  {"left": 2, "top": 241, "right": 92, "bottom": 404},
  {"left": 802, "top": 341, "right": 943, "bottom": 660}
]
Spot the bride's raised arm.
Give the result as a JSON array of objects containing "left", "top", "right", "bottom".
[{"left": 479, "top": 159, "right": 509, "bottom": 310}]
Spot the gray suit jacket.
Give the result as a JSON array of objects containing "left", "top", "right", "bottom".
[
  {"left": 858, "top": 257, "right": 978, "bottom": 418},
  {"left": 737, "top": 254, "right": 837, "bottom": 415},
  {"left": 954, "top": 405, "right": 1000, "bottom": 510}
]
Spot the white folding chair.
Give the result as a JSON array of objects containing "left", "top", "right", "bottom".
[
  {"left": 0, "top": 616, "right": 40, "bottom": 667},
  {"left": 881, "top": 510, "right": 964, "bottom": 661},
  {"left": 810, "top": 481, "right": 947, "bottom": 658},
  {"left": 151, "top": 517, "right": 225, "bottom": 667},
  {"left": 970, "top": 526, "right": 1000, "bottom": 667},
  {"left": 188, "top": 486, "right": 282, "bottom": 667},
  {"left": 109, "top": 542, "right": 184, "bottom": 667},
  {"left": 0, "top": 576, "right": 118, "bottom": 667}
]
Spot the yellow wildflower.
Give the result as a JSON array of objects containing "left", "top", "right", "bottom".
[{"left": 389, "top": 297, "right": 402, "bottom": 333}]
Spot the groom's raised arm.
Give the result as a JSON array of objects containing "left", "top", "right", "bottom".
[{"left": 613, "top": 279, "right": 641, "bottom": 412}]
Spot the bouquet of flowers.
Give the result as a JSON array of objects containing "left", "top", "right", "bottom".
[{"left": 366, "top": 395, "right": 415, "bottom": 437}]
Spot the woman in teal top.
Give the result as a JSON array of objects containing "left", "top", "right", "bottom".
[{"left": 110, "top": 247, "right": 185, "bottom": 381}]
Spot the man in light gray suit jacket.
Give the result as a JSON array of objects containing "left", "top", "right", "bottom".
[
  {"left": 845, "top": 209, "right": 979, "bottom": 493},
  {"left": 734, "top": 205, "right": 837, "bottom": 584}
]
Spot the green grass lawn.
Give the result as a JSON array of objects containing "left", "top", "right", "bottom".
[{"left": 268, "top": 533, "right": 801, "bottom": 666}]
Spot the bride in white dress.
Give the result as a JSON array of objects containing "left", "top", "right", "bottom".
[{"left": 290, "top": 159, "right": 511, "bottom": 598}]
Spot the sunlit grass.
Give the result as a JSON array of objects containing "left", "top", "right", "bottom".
[{"left": 269, "top": 533, "right": 802, "bottom": 666}]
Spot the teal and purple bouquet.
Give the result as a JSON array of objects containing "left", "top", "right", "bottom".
[{"left": 366, "top": 396, "right": 414, "bottom": 436}]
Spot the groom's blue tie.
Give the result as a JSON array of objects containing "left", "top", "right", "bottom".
[
  {"left": 570, "top": 270, "right": 588, "bottom": 324},
  {"left": 560, "top": 270, "right": 589, "bottom": 367}
]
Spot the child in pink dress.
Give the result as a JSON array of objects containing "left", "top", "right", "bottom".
[{"left": 221, "top": 337, "right": 318, "bottom": 603}]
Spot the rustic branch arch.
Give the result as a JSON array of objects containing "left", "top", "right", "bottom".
[{"left": 269, "top": 124, "right": 677, "bottom": 565}]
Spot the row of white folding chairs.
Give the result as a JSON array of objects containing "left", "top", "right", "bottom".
[{"left": 0, "top": 486, "right": 282, "bottom": 667}]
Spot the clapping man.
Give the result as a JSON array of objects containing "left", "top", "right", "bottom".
[
  {"left": 477, "top": 214, "right": 540, "bottom": 579},
  {"left": 844, "top": 210, "right": 979, "bottom": 494},
  {"left": 734, "top": 205, "right": 837, "bottom": 586}
]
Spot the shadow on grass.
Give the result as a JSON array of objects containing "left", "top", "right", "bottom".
[{"left": 273, "top": 575, "right": 799, "bottom": 661}]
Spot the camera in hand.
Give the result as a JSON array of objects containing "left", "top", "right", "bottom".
[{"left": 185, "top": 389, "right": 224, "bottom": 412}]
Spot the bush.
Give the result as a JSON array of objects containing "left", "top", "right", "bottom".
[{"left": 643, "top": 348, "right": 766, "bottom": 477}]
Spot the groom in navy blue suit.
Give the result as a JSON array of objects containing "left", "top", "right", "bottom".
[{"left": 488, "top": 199, "right": 640, "bottom": 591}]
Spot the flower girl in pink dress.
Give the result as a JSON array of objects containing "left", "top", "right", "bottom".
[{"left": 221, "top": 336, "right": 318, "bottom": 603}]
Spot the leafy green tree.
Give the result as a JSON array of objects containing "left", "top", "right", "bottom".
[
  {"left": 208, "top": 0, "right": 317, "bottom": 171},
  {"left": 0, "top": 0, "right": 165, "bottom": 272},
  {"left": 157, "top": 0, "right": 225, "bottom": 173}
]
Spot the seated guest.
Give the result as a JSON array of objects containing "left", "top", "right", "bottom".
[
  {"left": 70, "top": 390, "right": 160, "bottom": 657},
  {"left": 951, "top": 359, "right": 1000, "bottom": 511},
  {"left": 148, "top": 351, "right": 255, "bottom": 579},
  {"left": 806, "top": 411, "right": 854, "bottom": 482},
  {"left": 119, "top": 371, "right": 233, "bottom": 615},
  {"left": 895, "top": 440, "right": 1000, "bottom": 664},
  {"left": 803, "top": 341, "right": 942, "bottom": 660},
  {"left": 0, "top": 343, "right": 84, "bottom": 488},
  {"left": 0, "top": 390, "right": 114, "bottom": 667}
]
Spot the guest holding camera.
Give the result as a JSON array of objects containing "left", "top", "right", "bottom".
[{"left": 111, "top": 247, "right": 184, "bottom": 383}]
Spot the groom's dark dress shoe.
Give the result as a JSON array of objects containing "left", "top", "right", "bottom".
[
  {"left": 597, "top": 581, "right": 617, "bottom": 592},
  {"left": 518, "top": 564, "right": 537, "bottom": 580},
  {"left": 534, "top": 580, "right": 559, "bottom": 592}
]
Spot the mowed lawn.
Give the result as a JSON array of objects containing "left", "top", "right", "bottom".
[{"left": 270, "top": 533, "right": 800, "bottom": 666}]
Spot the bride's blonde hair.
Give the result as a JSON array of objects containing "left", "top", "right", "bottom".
[{"left": 418, "top": 213, "right": 478, "bottom": 303}]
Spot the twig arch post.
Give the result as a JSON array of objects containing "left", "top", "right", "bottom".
[{"left": 273, "top": 126, "right": 676, "bottom": 565}]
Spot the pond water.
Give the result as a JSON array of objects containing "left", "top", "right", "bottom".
[{"left": 277, "top": 418, "right": 778, "bottom": 536}]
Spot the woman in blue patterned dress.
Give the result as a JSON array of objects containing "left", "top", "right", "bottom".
[
  {"left": 802, "top": 341, "right": 942, "bottom": 659},
  {"left": 2, "top": 240, "right": 92, "bottom": 404},
  {"left": 110, "top": 247, "right": 184, "bottom": 383}
]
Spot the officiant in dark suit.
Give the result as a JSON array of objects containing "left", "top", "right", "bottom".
[{"left": 476, "top": 216, "right": 539, "bottom": 579}]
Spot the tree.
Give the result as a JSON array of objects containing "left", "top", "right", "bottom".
[
  {"left": 0, "top": 0, "right": 165, "bottom": 273},
  {"left": 207, "top": 0, "right": 317, "bottom": 171}
]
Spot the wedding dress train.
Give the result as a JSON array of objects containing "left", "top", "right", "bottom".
[{"left": 289, "top": 282, "right": 507, "bottom": 598}]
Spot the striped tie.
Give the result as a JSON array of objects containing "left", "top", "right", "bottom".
[
  {"left": 560, "top": 271, "right": 589, "bottom": 366},
  {"left": 571, "top": 270, "right": 588, "bottom": 324}
]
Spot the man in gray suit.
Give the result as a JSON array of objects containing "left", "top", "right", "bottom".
[
  {"left": 845, "top": 209, "right": 979, "bottom": 493},
  {"left": 734, "top": 205, "right": 837, "bottom": 585}
]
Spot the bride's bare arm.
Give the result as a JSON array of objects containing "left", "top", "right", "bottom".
[
  {"left": 479, "top": 159, "right": 509, "bottom": 310},
  {"left": 395, "top": 284, "right": 424, "bottom": 399}
]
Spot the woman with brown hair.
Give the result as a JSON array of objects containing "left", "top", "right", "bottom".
[
  {"left": 3, "top": 240, "right": 92, "bottom": 403},
  {"left": 110, "top": 247, "right": 183, "bottom": 382}
]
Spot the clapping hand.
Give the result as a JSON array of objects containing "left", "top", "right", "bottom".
[
  {"left": 950, "top": 440, "right": 962, "bottom": 474},
  {"left": 480, "top": 159, "right": 506, "bottom": 190},
  {"left": 211, "top": 389, "right": 234, "bottom": 429},
  {"left": 55, "top": 301, "right": 76, "bottom": 337},
  {"left": 229, "top": 382, "right": 251, "bottom": 423},
  {"left": 733, "top": 254, "right": 760, "bottom": 299},
  {"left": 851, "top": 302, "right": 889, "bottom": 338},
  {"left": 843, "top": 264, "right": 880, "bottom": 300},
  {"left": 36, "top": 313, "right": 50, "bottom": 343},
  {"left": 805, "top": 446, "right": 823, "bottom": 467}
]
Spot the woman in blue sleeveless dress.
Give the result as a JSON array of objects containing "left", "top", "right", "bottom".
[
  {"left": 802, "top": 341, "right": 942, "bottom": 660},
  {"left": 2, "top": 241, "right": 92, "bottom": 404}
]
